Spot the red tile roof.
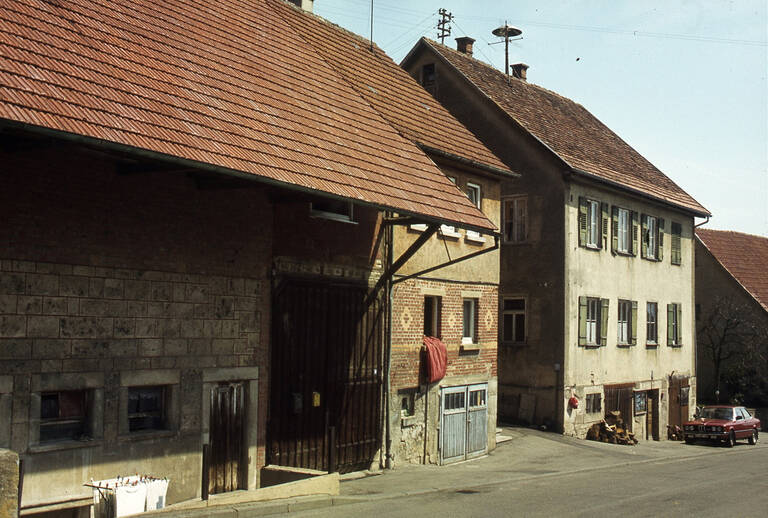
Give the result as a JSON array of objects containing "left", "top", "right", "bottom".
[
  {"left": 0, "top": 0, "right": 494, "bottom": 231},
  {"left": 420, "top": 39, "right": 709, "bottom": 217},
  {"left": 272, "top": 1, "right": 513, "bottom": 177},
  {"left": 696, "top": 229, "right": 768, "bottom": 312}
]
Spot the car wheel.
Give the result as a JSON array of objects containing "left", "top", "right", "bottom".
[
  {"left": 726, "top": 430, "right": 736, "bottom": 447},
  {"left": 749, "top": 429, "right": 758, "bottom": 445},
  {"left": 684, "top": 436, "right": 694, "bottom": 444}
]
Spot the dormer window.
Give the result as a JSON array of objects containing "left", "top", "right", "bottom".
[{"left": 422, "top": 63, "right": 436, "bottom": 96}]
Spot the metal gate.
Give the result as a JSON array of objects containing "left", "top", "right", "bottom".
[
  {"left": 604, "top": 383, "right": 634, "bottom": 432},
  {"left": 208, "top": 382, "right": 245, "bottom": 494},
  {"left": 440, "top": 384, "right": 488, "bottom": 464},
  {"left": 268, "top": 279, "right": 384, "bottom": 473}
]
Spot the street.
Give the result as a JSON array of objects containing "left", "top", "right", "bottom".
[{"left": 290, "top": 437, "right": 768, "bottom": 518}]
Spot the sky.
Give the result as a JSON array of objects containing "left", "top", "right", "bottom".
[{"left": 313, "top": 0, "right": 768, "bottom": 236}]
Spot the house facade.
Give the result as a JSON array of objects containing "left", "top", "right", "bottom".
[
  {"left": 402, "top": 37, "right": 710, "bottom": 439},
  {"left": 695, "top": 229, "right": 768, "bottom": 406},
  {"left": 0, "top": 1, "right": 505, "bottom": 515}
]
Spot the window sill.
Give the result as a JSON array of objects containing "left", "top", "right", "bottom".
[
  {"left": 459, "top": 345, "right": 480, "bottom": 355},
  {"left": 617, "top": 343, "right": 634, "bottom": 348},
  {"left": 583, "top": 244, "right": 601, "bottom": 252},
  {"left": 465, "top": 233, "right": 486, "bottom": 244},
  {"left": 409, "top": 224, "right": 428, "bottom": 232},
  {"left": 30, "top": 438, "right": 102, "bottom": 454},
  {"left": 439, "top": 228, "right": 462, "bottom": 239},
  {"left": 118, "top": 429, "right": 177, "bottom": 442},
  {"left": 581, "top": 344, "right": 602, "bottom": 349},
  {"left": 614, "top": 250, "right": 634, "bottom": 257},
  {"left": 668, "top": 344, "right": 684, "bottom": 348},
  {"left": 401, "top": 416, "right": 417, "bottom": 428},
  {"left": 646, "top": 343, "right": 659, "bottom": 349}
]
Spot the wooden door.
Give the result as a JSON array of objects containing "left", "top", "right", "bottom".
[{"left": 208, "top": 382, "right": 245, "bottom": 494}]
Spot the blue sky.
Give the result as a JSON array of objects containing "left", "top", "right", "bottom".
[{"left": 314, "top": 0, "right": 768, "bottom": 236}]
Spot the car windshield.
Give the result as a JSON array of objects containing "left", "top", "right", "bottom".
[{"left": 700, "top": 407, "right": 733, "bottom": 420}]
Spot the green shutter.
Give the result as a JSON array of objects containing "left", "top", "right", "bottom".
[
  {"left": 657, "top": 218, "right": 665, "bottom": 261},
  {"left": 578, "top": 296, "right": 587, "bottom": 346},
  {"left": 667, "top": 303, "right": 674, "bottom": 346},
  {"left": 677, "top": 304, "right": 682, "bottom": 345},
  {"left": 601, "top": 202, "right": 609, "bottom": 250},
  {"left": 631, "top": 301, "right": 638, "bottom": 346},
  {"left": 578, "top": 197, "right": 588, "bottom": 247},
  {"left": 641, "top": 214, "right": 648, "bottom": 258},
  {"left": 600, "top": 298, "right": 609, "bottom": 346},
  {"left": 671, "top": 222, "right": 682, "bottom": 265},
  {"left": 631, "top": 211, "right": 639, "bottom": 256},
  {"left": 611, "top": 206, "right": 619, "bottom": 254}
]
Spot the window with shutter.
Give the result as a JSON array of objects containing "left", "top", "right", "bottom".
[
  {"left": 667, "top": 303, "right": 682, "bottom": 346},
  {"left": 617, "top": 299, "right": 637, "bottom": 346},
  {"left": 503, "top": 196, "right": 528, "bottom": 243},
  {"left": 580, "top": 198, "right": 602, "bottom": 249},
  {"left": 613, "top": 207, "right": 631, "bottom": 254},
  {"left": 646, "top": 302, "right": 658, "bottom": 346},
  {"left": 580, "top": 296, "right": 608, "bottom": 346},
  {"left": 671, "top": 222, "right": 682, "bottom": 265}
]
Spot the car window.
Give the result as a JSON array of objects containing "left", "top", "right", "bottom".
[
  {"left": 741, "top": 408, "right": 752, "bottom": 419},
  {"left": 701, "top": 407, "right": 733, "bottom": 420}
]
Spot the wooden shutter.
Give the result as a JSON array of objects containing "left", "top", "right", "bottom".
[
  {"left": 600, "top": 298, "right": 609, "bottom": 346},
  {"left": 676, "top": 304, "right": 682, "bottom": 345},
  {"left": 578, "top": 197, "right": 588, "bottom": 247},
  {"left": 611, "top": 206, "right": 619, "bottom": 254},
  {"left": 437, "top": 297, "right": 443, "bottom": 339},
  {"left": 641, "top": 214, "right": 648, "bottom": 258},
  {"left": 657, "top": 218, "right": 665, "bottom": 261},
  {"left": 631, "top": 212, "right": 638, "bottom": 256},
  {"left": 578, "top": 296, "right": 587, "bottom": 346},
  {"left": 671, "top": 222, "right": 682, "bottom": 265},
  {"left": 600, "top": 202, "right": 609, "bottom": 250},
  {"left": 631, "top": 301, "right": 638, "bottom": 346},
  {"left": 667, "top": 304, "right": 674, "bottom": 346}
]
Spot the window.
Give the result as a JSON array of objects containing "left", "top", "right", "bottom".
[
  {"left": 585, "top": 393, "right": 602, "bottom": 414},
  {"left": 502, "top": 298, "right": 526, "bottom": 344},
  {"left": 423, "top": 296, "right": 442, "bottom": 338},
  {"left": 462, "top": 298, "right": 477, "bottom": 345},
  {"left": 646, "top": 302, "right": 658, "bottom": 346},
  {"left": 128, "top": 386, "right": 167, "bottom": 432},
  {"left": 40, "top": 390, "right": 90, "bottom": 443},
  {"left": 465, "top": 183, "right": 484, "bottom": 242},
  {"left": 617, "top": 300, "right": 637, "bottom": 346},
  {"left": 503, "top": 196, "right": 527, "bottom": 243},
  {"left": 421, "top": 63, "right": 436, "bottom": 95},
  {"left": 578, "top": 197, "right": 606, "bottom": 249},
  {"left": 667, "top": 303, "right": 682, "bottom": 346},
  {"left": 612, "top": 207, "right": 637, "bottom": 255},
  {"left": 642, "top": 215, "right": 665, "bottom": 261},
  {"left": 579, "top": 296, "right": 608, "bottom": 346},
  {"left": 310, "top": 198, "right": 354, "bottom": 223},
  {"left": 634, "top": 391, "right": 647, "bottom": 414},
  {"left": 670, "top": 222, "right": 682, "bottom": 265}
]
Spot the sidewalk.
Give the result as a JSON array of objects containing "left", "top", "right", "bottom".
[{"left": 148, "top": 427, "right": 722, "bottom": 518}]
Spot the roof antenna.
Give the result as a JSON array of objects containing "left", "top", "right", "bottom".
[
  {"left": 437, "top": 8, "right": 453, "bottom": 44},
  {"left": 490, "top": 22, "right": 523, "bottom": 80},
  {"left": 369, "top": 0, "right": 374, "bottom": 51}
]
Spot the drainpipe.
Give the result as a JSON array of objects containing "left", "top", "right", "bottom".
[{"left": 384, "top": 212, "right": 394, "bottom": 469}]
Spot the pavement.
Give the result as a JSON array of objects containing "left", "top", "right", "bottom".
[{"left": 148, "top": 426, "right": 734, "bottom": 518}]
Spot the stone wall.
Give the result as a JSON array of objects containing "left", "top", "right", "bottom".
[{"left": 0, "top": 449, "right": 19, "bottom": 518}]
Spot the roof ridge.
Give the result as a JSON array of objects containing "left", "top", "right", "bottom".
[{"left": 696, "top": 228, "right": 768, "bottom": 240}]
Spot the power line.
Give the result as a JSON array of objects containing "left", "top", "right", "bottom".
[{"left": 383, "top": 10, "right": 437, "bottom": 50}]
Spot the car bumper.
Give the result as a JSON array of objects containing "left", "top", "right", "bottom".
[{"left": 684, "top": 432, "right": 727, "bottom": 440}]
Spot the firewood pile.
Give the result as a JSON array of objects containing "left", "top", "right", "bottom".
[{"left": 586, "top": 411, "right": 638, "bottom": 445}]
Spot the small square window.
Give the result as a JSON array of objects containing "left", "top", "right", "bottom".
[
  {"left": 586, "top": 393, "right": 602, "bottom": 414},
  {"left": 128, "top": 386, "right": 167, "bottom": 432},
  {"left": 40, "top": 390, "right": 90, "bottom": 443}
]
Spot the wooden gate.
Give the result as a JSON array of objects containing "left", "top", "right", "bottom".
[
  {"left": 268, "top": 279, "right": 384, "bottom": 473},
  {"left": 668, "top": 376, "right": 690, "bottom": 428},
  {"left": 604, "top": 383, "right": 634, "bottom": 432},
  {"left": 440, "top": 383, "right": 488, "bottom": 464},
  {"left": 208, "top": 382, "right": 245, "bottom": 494}
]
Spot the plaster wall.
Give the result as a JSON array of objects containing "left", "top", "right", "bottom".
[{"left": 562, "top": 181, "right": 697, "bottom": 435}]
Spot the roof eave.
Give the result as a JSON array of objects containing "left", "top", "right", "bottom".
[
  {"left": 1, "top": 118, "right": 498, "bottom": 234},
  {"left": 417, "top": 143, "right": 519, "bottom": 179}
]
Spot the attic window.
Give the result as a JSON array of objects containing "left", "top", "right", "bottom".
[
  {"left": 421, "top": 63, "right": 436, "bottom": 96},
  {"left": 310, "top": 198, "right": 355, "bottom": 223}
]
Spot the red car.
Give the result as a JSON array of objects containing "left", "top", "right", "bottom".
[{"left": 683, "top": 405, "right": 760, "bottom": 447}]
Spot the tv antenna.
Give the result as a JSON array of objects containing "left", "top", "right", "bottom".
[
  {"left": 437, "top": 8, "right": 453, "bottom": 44},
  {"left": 490, "top": 22, "right": 523, "bottom": 78}
]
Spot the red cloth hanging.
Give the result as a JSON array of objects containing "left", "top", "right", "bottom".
[{"left": 423, "top": 336, "right": 447, "bottom": 383}]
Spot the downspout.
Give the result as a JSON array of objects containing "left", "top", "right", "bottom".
[
  {"left": 694, "top": 216, "right": 710, "bottom": 228},
  {"left": 384, "top": 211, "right": 394, "bottom": 469}
]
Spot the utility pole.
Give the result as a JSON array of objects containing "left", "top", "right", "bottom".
[{"left": 437, "top": 8, "right": 453, "bottom": 44}]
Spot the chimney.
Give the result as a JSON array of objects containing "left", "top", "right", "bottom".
[
  {"left": 287, "top": 0, "right": 314, "bottom": 12},
  {"left": 455, "top": 36, "right": 476, "bottom": 56},
  {"left": 511, "top": 63, "right": 529, "bottom": 81}
]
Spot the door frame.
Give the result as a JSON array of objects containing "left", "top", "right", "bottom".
[{"left": 202, "top": 367, "right": 259, "bottom": 491}]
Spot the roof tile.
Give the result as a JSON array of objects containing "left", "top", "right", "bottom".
[
  {"left": 696, "top": 229, "right": 768, "bottom": 312},
  {"left": 0, "top": 0, "right": 494, "bottom": 230}
]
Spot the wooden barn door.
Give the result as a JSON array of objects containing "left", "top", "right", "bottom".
[
  {"left": 604, "top": 384, "right": 634, "bottom": 432},
  {"left": 208, "top": 382, "right": 245, "bottom": 494},
  {"left": 668, "top": 376, "right": 690, "bottom": 428}
]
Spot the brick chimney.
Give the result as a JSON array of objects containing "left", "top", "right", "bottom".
[
  {"left": 287, "top": 0, "right": 313, "bottom": 12},
  {"left": 511, "top": 63, "right": 529, "bottom": 81},
  {"left": 455, "top": 36, "right": 476, "bottom": 56}
]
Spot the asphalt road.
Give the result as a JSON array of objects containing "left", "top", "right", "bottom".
[{"left": 291, "top": 441, "right": 768, "bottom": 518}]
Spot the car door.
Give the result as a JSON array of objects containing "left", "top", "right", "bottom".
[{"left": 734, "top": 408, "right": 749, "bottom": 438}]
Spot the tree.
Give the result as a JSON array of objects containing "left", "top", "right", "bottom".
[{"left": 697, "top": 296, "right": 768, "bottom": 405}]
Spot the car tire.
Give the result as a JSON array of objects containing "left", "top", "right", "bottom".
[
  {"left": 726, "top": 430, "right": 736, "bottom": 448},
  {"left": 749, "top": 429, "right": 758, "bottom": 445},
  {"left": 684, "top": 436, "right": 694, "bottom": 445}
]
